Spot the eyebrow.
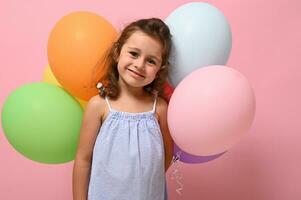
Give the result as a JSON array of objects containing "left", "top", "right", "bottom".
[
  {"left": 127, "top": 47, "right": 161, "bottom": 62},
  {"left": 127, "top": 47, "right": 140, "bottom": 51}
]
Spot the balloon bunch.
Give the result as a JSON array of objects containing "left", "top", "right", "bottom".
[
  {"left": 1, "top": 12, "right": 117, "bottom": 164},
  {"left": 164, "top": 2, "right": 256, "bottom": 164},
  {"left": 1, "top": 2, "right": 256, "bottom": 167}
]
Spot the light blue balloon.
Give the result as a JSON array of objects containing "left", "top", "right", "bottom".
[{"left": 165, "top": 2, "right": 232, "bottom": 87}]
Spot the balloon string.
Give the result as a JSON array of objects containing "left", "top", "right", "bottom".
[{"left": 170, "top": 151, "right": 184, "bottom": 196}]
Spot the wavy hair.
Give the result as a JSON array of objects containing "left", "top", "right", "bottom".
[{"left": 93, "top": 18, "right": 172, "bottom": 100}]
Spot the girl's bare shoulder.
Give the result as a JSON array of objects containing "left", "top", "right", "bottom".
[
  {"left": 156, "top": 96, "right": 168, "bottom": 109},
  {"left": 155, "top": 96, "right": 168, "bottom": 121},
  {"left": 86, "top": 94, "right": 108, "bottom": 121},
  {"left": 88, "top": 94, "right": 106, "bottom": 105}
]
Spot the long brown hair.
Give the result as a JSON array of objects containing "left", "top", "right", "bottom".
[{"left": 93, "top": 18, "right": 172, "bottom": 99}]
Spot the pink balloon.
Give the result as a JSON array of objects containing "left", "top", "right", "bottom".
[{"left": 167, "top": 65, "right": 256, "bottom": 156}]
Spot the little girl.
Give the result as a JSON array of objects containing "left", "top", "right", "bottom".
[{"left": 72, "top": 18, "right": 174, "bottom": 200}]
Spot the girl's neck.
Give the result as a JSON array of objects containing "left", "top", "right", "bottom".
[
  {"left": 118, "top": 80, "right": 148, "bottom": 100},
  {"left": 108, "top": 79, "right": 154, "bottom": 113}
]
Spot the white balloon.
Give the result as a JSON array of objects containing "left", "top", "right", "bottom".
[{"left": 165, "top": 2, "right": 232, "bottom": 87}]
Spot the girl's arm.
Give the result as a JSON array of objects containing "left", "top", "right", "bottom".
[
  {"left": 72, "top": 96, "right": 104, "bottom": 200},
  {"left": 156, "top": 97, "right": 174, "bottom": 172}
]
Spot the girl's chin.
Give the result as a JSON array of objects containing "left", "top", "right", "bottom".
[{"left": 119, "top": 78, "right": 144, "bottom": 88}]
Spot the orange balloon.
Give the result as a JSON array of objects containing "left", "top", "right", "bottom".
[{"left": 48, "top": 11, "right": 117, "bottom": 101}]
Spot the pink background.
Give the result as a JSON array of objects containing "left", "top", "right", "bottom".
[{"left": 1, "top": 0, "right": 300, "bottom": 199}]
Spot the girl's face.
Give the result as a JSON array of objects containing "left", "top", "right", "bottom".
[{"left": 116, "top": 31, "right": 163, "bottom": 89}]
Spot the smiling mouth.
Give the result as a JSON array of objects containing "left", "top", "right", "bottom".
[{"left": 127, "top": 69, "right": 145, "bottom": 78}]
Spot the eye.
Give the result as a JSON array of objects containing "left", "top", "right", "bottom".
[
  {"left": 147, "top": 59, "right": 157, "bottom": 65},
  {"left": 129, "top": 51, "right": 138, "bottom": 58}
]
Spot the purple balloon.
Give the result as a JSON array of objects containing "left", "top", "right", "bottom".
[{"left": 173, "top": 143, "right": 225, "bottom": 164}]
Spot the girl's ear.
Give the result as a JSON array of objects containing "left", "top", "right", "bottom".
[{"left": 160, "top": 65, "right": 166, "bottom": 70}]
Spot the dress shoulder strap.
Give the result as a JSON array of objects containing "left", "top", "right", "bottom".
[
  {"left": 104, "top": 96, "right": 112, "bottom": 111},
  {"left": 151, "top": 93, "right": 158, "bottom": 113}
]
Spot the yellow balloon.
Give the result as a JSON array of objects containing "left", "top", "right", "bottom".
[
  {"left": 43, "top": 65, "right": 88, "bottom": 109},
  {"left": 77, "top": 99, "right": 88, "bottom": 109},
  {"left": 43, "top": 65, "right": 60, "bottom": 86}
]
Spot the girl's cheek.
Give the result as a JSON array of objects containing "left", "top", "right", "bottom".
[
  {"left": 145, "top": 69, "right": 157, "bottom": 77},
  {"left": 125, "top": 56, "right": 133, "bottom": 62},
  {"left": 153, "top": 67, "right": 161, "bottom": 74}
]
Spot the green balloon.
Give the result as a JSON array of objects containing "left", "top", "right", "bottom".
[{"left": 1, "top": 82, "right": 83, "bottom": 164}]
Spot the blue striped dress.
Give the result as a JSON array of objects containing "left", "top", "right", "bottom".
[{"left": 87, "top": 95, "right": 168, "bottom": 200}]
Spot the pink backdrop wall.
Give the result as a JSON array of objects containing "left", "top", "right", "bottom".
[{"left": 1, "top": 0, "right": 300, "bottom": 199}]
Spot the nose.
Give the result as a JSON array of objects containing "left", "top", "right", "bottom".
[{"left": 134, "top": 57, "right": 145, "bottom": 71}]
